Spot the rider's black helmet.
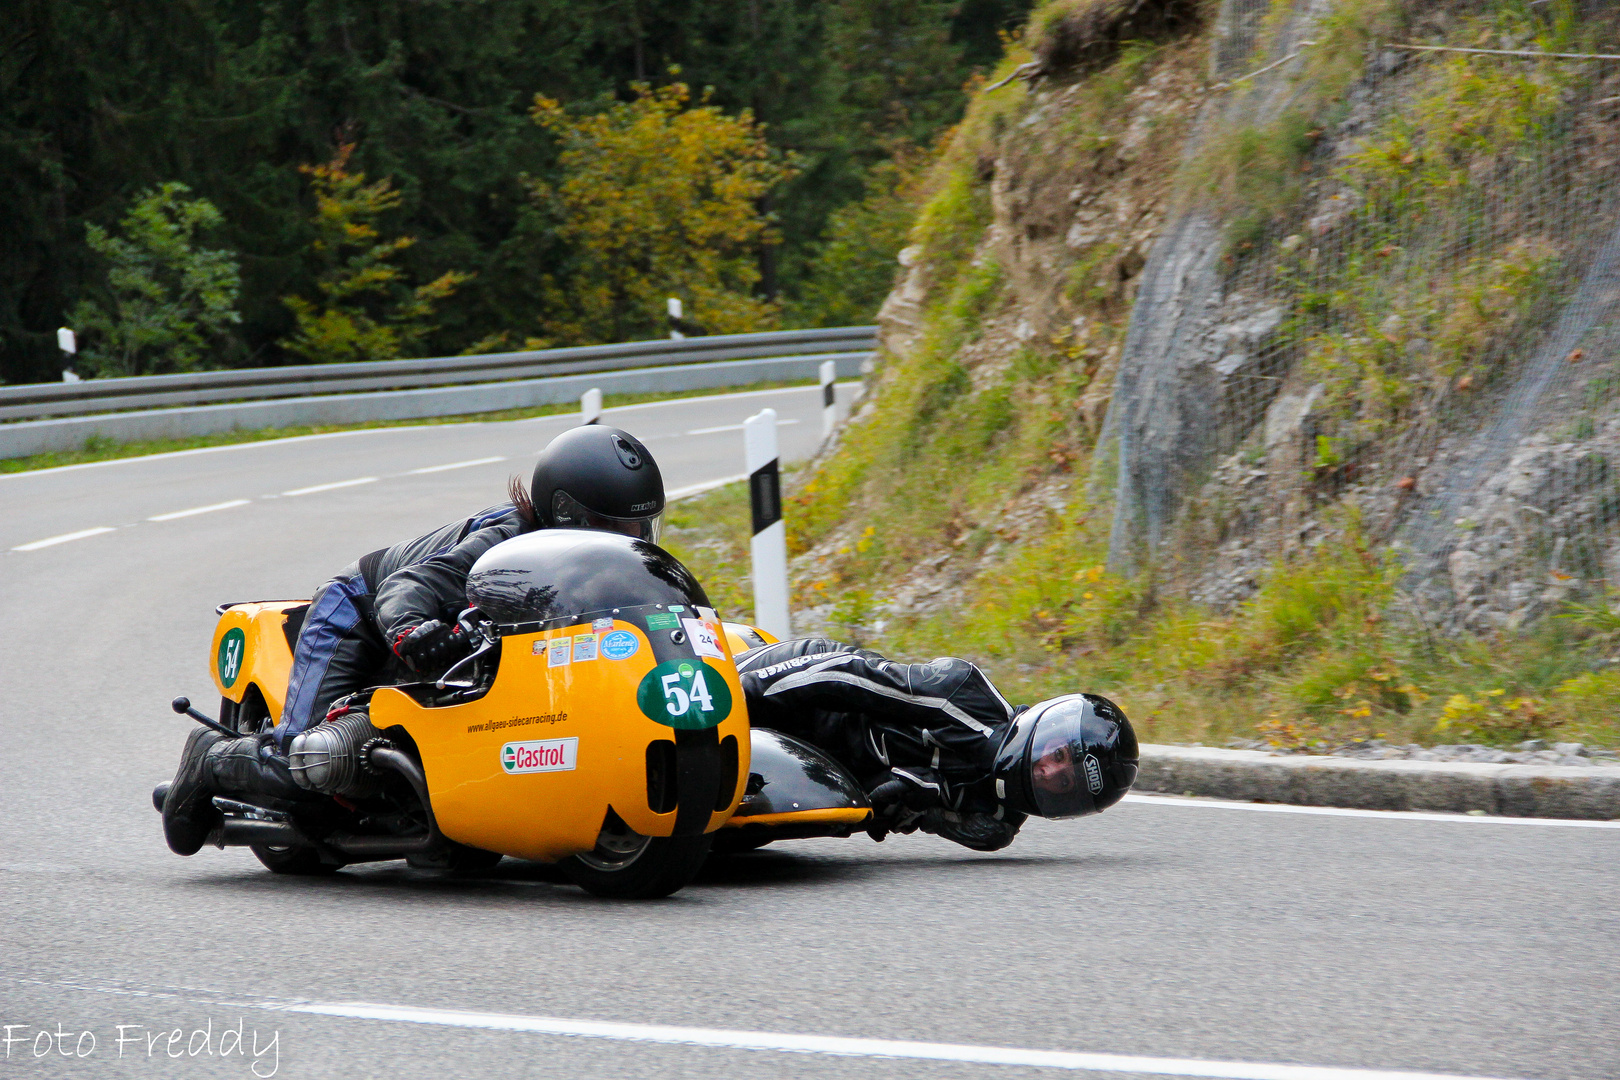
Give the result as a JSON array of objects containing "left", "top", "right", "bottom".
[
  {"left": 992, "top": 694, "right": 1137, "bottom": 819},
  {"left": 532, "top": 425, "right": 665, "bottom": 542}
]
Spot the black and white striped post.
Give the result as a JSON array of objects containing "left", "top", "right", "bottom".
[
  {"left": 57, "top": 327, "right": 79, "bottom": 384},
  {"left": 819, "top": 359, "right": 837, "bottom": 440},
  {"left": 580, "top": 387, "right": 602, "bottom": 425},
  {"left": 745, "top": 408, "right": 791, "bottom": 639}
]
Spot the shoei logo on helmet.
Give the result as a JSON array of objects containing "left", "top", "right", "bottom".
[
  {"left": 501, "top": 738, "right": 578, "bottom": 774},
  {"left": 1083, "top": 753, "right": 1104, "bottom": 794},
  {"left": 611, "top": 434, "right": 643, "bottom": 470},
  {"left": 636, "top": 659, "right": 732, "bottom": 729},
  {"left": 217, "top": 627, "right": 246, "bottom": 689}
]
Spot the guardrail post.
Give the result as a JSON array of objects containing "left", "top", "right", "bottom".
[
  {"left": 745, "top": 408, "right": 791, "bottom": 639},
  {"left": 819, "top": 359, "right": 836, "bottom": 440},
  {"left": 581, "top": 387, "right": 602, "bottom": 425},
  {"left": 57, "top": 327, "right": 80, "bottom": 384}
]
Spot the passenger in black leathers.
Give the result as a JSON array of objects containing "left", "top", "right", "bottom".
[
  {"left": 737, "top": 637, "right": 1027, "bottom": 849},
  {"left": 736, "top": 637, "right": 1140, "bottom": 851}
]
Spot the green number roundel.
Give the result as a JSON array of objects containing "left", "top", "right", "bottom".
[
  {"left": 217, "top": 627, "right": 247, "bottom": 689},
  {"left": 635, "top": 659, "right": 732, "bottom": 729}
]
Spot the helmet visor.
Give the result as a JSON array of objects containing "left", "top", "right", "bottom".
[
  {"left": 1025, "top": 703, "right": 1130, "bottom": 819},
  {"left": 552, "top": 489, "right": 663, "bottom": 544}
]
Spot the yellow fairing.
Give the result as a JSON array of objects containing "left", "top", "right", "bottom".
[
  {"left": 723, "top": 622, "right": 778, "bottom": 656},
  {"left": 210, "top": 602, "right": 303, "bottom": 721},
  {"left": 371, "top": 619, "right": 750, "bottom": 862}
]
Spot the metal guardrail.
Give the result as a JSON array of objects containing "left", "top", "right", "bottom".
[{"left": 0, "top": 326, "right": 878, "bottom": 423}]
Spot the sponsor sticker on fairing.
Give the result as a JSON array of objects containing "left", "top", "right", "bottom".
[
  {"left": 645, "top": 611, "right": 681, "bottom": 631},
  {"left": 681, "top": 618, "right": 725, "bottom": 660},
  {"left": 547, "top": 638, "right": 572, "bottom": 667},
  {"left": 572, "top": 633, "right": 598, "bottom": 662},
  {"left": 500, "top": 737, "right": 579, "bottom": 774},
  {"left": 599, "top": 630, "right": 639, "bottom": 660},
  {"left": 592, "top": 617, "right": 614, "bottom": 631}
]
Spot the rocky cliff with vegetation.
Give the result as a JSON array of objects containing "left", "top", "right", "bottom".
[{"left": 783, "top": 0, "right": 1620, "bottom": 752}]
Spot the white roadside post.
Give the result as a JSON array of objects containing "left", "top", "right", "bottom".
[
  {"left": 580, "top": 387, "right": 602, "bottom": 425},
  {"left": 819, "top": 359, "right": 837, "bottom": 440},
  {"left": 667, "top": 297, "right": 685, "bottom": 340},
  {"left": 744, "top": 408, "right": 791, "bottom": 640},
  {"left": 57, "top": 327, "right": 80, "bottom": 383}
]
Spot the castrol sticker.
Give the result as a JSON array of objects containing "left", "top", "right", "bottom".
[
  {"left": 501, "top": 738, "right": 578, "bottom": 774},
  {"left": 681, "top": 618, "right": 725, "bottom": 660}
]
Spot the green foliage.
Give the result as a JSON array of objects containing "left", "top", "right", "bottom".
[
  {"left": 531, "top": 82, "right": 795, "bottom": 344},
  {"left": 2, "top": 0, "right": 1031, "bottom": 383},
  {"left": 280, "top": 143, "right": 471, "bottom": 364},
  {"left": 789, "top": 160, "right": 921, "bottom": 327},
  {"left": 70, "top": 183, "right": 241, "bottom": 378}
]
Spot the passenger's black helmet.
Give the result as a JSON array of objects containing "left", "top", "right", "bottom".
[
  {"left": 992, "top": 694, "right": 1137, "bottom": 819},
  {"left": 531, "top": 426, "right": 665, "bottom": 542}
]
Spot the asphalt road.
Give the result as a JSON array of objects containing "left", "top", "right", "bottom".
[{"left": 2, "top": 384, "right": 1617, "bottom": 1080}]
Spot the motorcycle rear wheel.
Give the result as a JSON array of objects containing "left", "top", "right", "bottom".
[
  {"left": 559, "top": 817, "right": 711, "bottom": 899},
  {"left": 250, "top": 843, "right": 344, "bottom": 876}
]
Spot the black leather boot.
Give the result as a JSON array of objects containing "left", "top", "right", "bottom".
[
  {"left": 162, "top": 727, "right": 227, "bottom": 856},
  {"left": 207, "top": 734, "right": 307, "bottom": 804}
]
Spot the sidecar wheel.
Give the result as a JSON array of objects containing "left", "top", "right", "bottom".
[
  {"left": 250, "top": 844, "right": 343, "bottom": 876},
  {"left": 560, "top": 822, "right": 711, "bottom": 900}
]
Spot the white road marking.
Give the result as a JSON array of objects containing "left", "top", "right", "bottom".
[
  {"left": 285, "top": 1001, "right": 1529, "bottom": 1080},
  {"left": 147, "top": 498, "right": 251, "bottom": 522},
  {"left": 667, "top": 474, "right": 747, "bottom": 501},
  {"left": 10, "top": 526, "right": 116, "bottom": 551},
  {"left": 282, "top": 477, "right": 379, "bottom": 497},
  {"left": 1123, "top": 792, "right": 1620, "bottom": 828},
  {"left": 687, "top": 418, "right": 800, "bottom": 435},
  {"left": 408, "top": 456, "right": 508, "bottom": 474}
]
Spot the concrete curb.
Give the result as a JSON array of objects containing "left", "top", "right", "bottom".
[
  {"left": 1136, "top": 744, "right": 1620, "bottom": 820},
  {"left": 0, "top": 352, "right": 870, "bottom": 459}
]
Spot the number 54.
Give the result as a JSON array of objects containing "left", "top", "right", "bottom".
[{"left": 660, "top": 670, "right": 715, "bottom": 716}]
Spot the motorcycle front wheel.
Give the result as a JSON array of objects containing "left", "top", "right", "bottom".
[{"left": 559, "top": 816, "right": 711, "bottom": 900}]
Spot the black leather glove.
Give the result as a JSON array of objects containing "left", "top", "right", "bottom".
[
  {"left": 865, "top": 769, "right": 948, "bottom": 842},
  {"left": 392, "top": 620, "right": 465, "bottom": 672}
]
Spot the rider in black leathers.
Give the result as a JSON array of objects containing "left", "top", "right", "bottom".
[{"left": 161, "top": 425, "right": 666, "bottom": 856}]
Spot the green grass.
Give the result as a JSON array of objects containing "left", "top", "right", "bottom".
[
  {"left": 0, "top": 378, "right": 821, "bottom": 474},
  {"left": 660, "top": 479, "right": 757, "bottom": 625}
]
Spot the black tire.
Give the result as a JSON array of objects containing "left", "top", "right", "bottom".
[
  {"left": 250, "top": 843, "right": 344, "bottom": 876},
  {"left": 559, "top": 823, "right": 712, "bottom": 899}
]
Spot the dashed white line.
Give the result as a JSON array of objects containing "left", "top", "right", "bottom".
[
  {"left": 686, "top": 419, "right": 800, "bottom": 436},
  {"left": 147, "top": 499, "right": 252, "bottom": 522},
  {"left": 287, "top": 1001, "right": 1527, "bottom": 1080},
  {"left": 1123, "top": 792, "right": 1620, "bottom": 828},
  {"left": 282, "top": 477, "right": 379, "bottom": 497},
  {"left": 408, "top": 456, "right": 508, "bottom": 474},
  {"left": 11, "top": 526, "right": 117, "bottom": 551}
]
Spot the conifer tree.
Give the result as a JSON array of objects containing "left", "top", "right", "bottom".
[
  {"left": 71, "top": 182, "right": 241, "bottom": 377},
  {"left": 280, "top": 143, "right": 470, "bottom": 364}
]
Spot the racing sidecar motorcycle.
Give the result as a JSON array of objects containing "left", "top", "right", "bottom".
[{"left": 150, "top": 529, "right": 872, "bottom": 898}]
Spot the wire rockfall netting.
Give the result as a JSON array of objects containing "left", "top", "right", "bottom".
[{"left": 1097, "top": 0, "right": 1620, "bottom": 627}]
